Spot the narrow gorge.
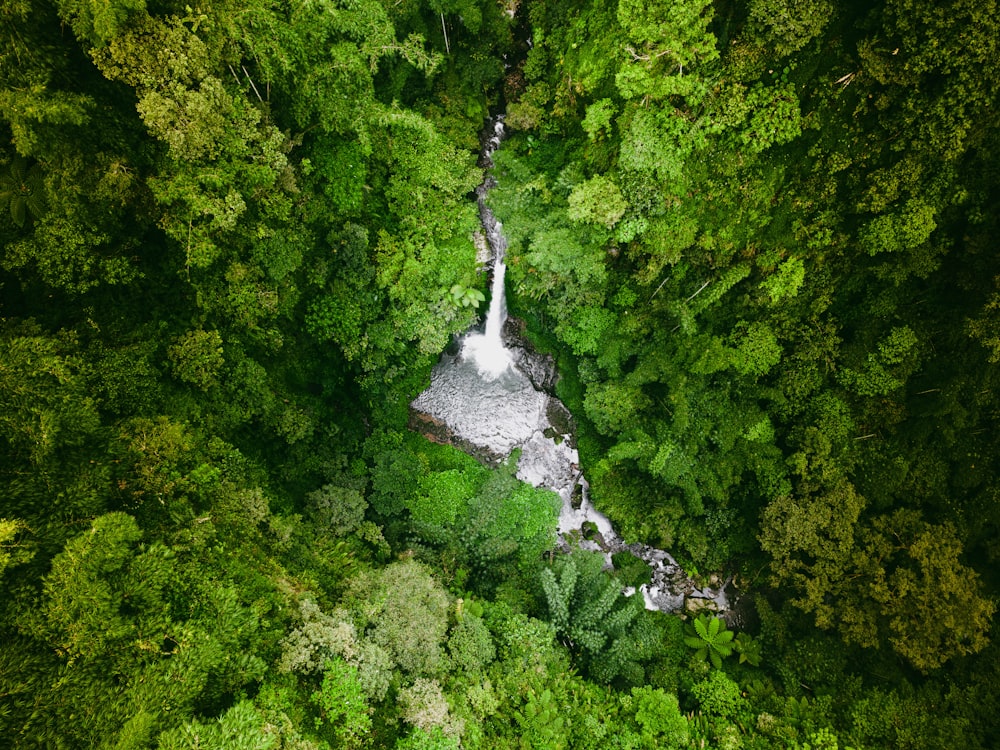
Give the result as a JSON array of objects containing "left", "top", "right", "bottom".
[{"left": 410, "top": 117, "right": 733, "bottom": 618}]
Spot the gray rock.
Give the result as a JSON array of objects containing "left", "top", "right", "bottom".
[{"left": 684, "top": 597, "right": 720, "bottom": 616}]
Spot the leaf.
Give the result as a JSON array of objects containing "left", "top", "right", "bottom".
[
  {"left": 694, "top": 615, "right": 708, "bottom": 639},
  {"left": 706, "top": 616, "right": 721, "bottom": 638}
]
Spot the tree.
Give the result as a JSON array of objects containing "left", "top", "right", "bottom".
[
  {"left": 23, "top": 512, "right": 168, "bottom": 661},
  {"left": 168, "top": 329, "right": 225, "bottom": 391},
  {"left": 398, "top": 677, "right": 462, "bottom": 738},
  {"left": 447, "top": 613, "right": 495, "bottom": 674},
  {"left": 311, "top": 658, "right": 372, "bottom": 749},
  {"left": 629, "top": 686, "right": 688, "bottom": 747},
  {"left": 278, "top": 599, "right": 359, "bottom": 676},
  {"left": 54, "top": 0, "right": 148, "bottom": 48},
  {"left": 683, "top": 614, "right": 734, "bottom": 669},
  {"left": 567, "top": 175, "right": 628, "bottom": 228},
  {"left": 690, "top": 670, "right": 748, "bottom": 723},
  {"left": 278, "top": 599, "right": 394, "bottom": 702},
  {"left": 745, "top": 0, "right": 833, "bottom": 58},
  {"left": 0, "top": 332, "right": 101, "bottom": 465},
  {"left": 0, "top": 156, "right": 47, "bottom": 226},
  {"left": 395, "top": 728, "right": 460, "bottom": 750},
  {"left": 342, "top": 559, "right": 452, "bottom": 677},
  {"left": 540, "top": 550, "right": 653, "bottom": 684},
  {"left": 615, "top": 0, "right": 717, "bottom": 101},
  {"left": 0, "top": 518, "right": 33, "bottom": 576},
  {"left": 512, "top": 687, "right": 567, "bottom": 750},
  {"left": 157, "top": 700, "right": 278, "bottom": 750},
  {"left": 461, "top": 470, "right": 561, "bottom": 576},
  {"left": 851, "top": 510, "right": 996, "bottom": 671},
  {"left": 759, "top": 429, "right": 866, "bottom": 630},
  {"left": 306, "top": 484, "right": 368, "bottom": 538}
]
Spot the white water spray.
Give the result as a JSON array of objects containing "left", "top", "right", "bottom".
[{"left": 463, "top": 118, "right": 514, "bottom": 379}]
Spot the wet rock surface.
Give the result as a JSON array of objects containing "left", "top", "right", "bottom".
[
  {"left": 410, "top": 350, "right": 547, "bottom": 459},
  {"left": 509, "top": 346, "right": 560, "bottom": 393},
  {"left": 407, "top": 411, "right": 504, "bottom": 465},
  {"left": 503, "top": 318, "right": 561, "bottom": 394}
]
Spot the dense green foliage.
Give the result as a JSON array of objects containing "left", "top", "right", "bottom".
[
  {"left": 494, "top": 0, "right": 1000, "bottom": 664},
  {"left": 2, "top": 0, "right": 1000, "bottom": 748}
]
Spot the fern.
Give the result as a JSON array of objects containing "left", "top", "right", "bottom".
[
  {"left": 540, "top": 562, "right": 576, "bottom": 632},
  {"left": 684, "top": 613, "right": 735, "bottom": 668}
]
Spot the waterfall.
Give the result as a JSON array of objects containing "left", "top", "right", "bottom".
[
  {"left": 410, "top": 115, "right": 735, "bottom": 618},
  {"left": 463, "top": 117, "right": 513, "bottom": 379},
  {"left": 481, "top": 231, "right": 507, "bottom": 351}
]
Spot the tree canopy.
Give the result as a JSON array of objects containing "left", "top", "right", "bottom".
[{"left": 3, "top": 0, "right": 1000, "bottom": 748}]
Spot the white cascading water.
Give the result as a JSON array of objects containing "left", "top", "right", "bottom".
[
  {"left": 410, "top": 116, "right": 733, "bottom": 617},
  {"left": 482, "top": 229, "right": 506, "bottom": 345},
  {"left": 463, "top": 118, "right": 513, "bottom": 379},
  {"left": 410, "top": 117, "right": 545, "bottom": 455}
]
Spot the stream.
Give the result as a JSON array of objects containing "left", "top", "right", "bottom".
[{"left": 410, "top": 117, "right": 733, "bottom": 618}]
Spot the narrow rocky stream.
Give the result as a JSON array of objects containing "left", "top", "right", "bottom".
[{"left": 410, "top": 117, "right": 734, "bottom": 618}]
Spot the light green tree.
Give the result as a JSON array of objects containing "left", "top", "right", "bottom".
[
  {"left": 567, "top": 175, "right": 628, "bottom": 228},
  {"left": 615, "top": 0, "right": 717, "bottom": 100},
  {"left": 0, "top": 518, "right": 33, "bottom": 576},
  {"left": 684, "top": 614, "right": 735, "bottom": 669},
  {"left": 630, "top": 686, "right": 689, "bottom": 747},
  {"left": 399, "top": 677, "right": 462, "bottom": 738},
  {"left": 311, "top": 658, "right": 372, "bottom": 749},
  {"left": 343, "top": 559, "right": 452, "bottom": 677},
  {"left": 540, "top": 550, "right": 652, "bottom": 683},
  {"left": 157, "top": 700, "right": 277, "bottom": 750}
]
